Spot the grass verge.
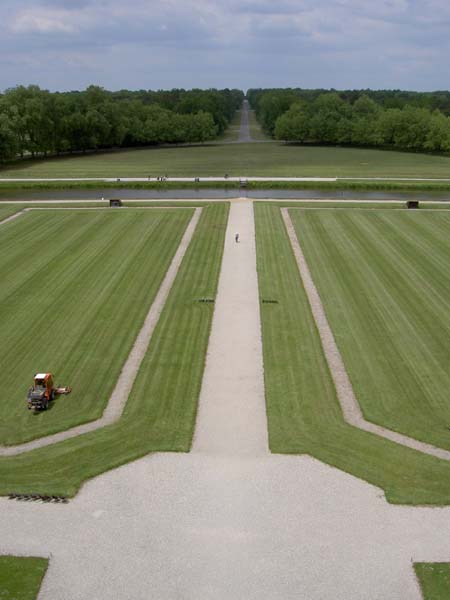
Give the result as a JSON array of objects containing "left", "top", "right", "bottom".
[
  {"left": 0, "top": 556, "right": 48, "bottom": 600},
  {"left": 1, "top": 179, "right": 450, "bottom": 195},
  {"left": 255, "top": 203, "right": 450, "bottom": 504},
  {"left": 415, "top": 563, "right": 450, "bottom": 599},
  {"left": 0, "top": 180, "right": 241, "bottom": 193},
  {"left": 0, "top": 203, "right": 227, "bottom": 496}
]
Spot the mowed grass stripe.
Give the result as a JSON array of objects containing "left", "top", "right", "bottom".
[
  {"left": 256, "top": 203, "right": 450, "bottom": 505},
  {"left": 290, "top": 209, "right": 450, "bottom": 450},
  {"left": 0, "top": 209, "right": 192, "bottom": 445},
  {"left": 3, "top": 144, "right": 450, "bottom": 178},
  {"left": 0, "top": 204, "right": 227, "bottom": 496}
]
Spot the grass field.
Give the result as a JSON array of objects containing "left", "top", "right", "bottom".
[
  {"left": 415, "top": 564, "right": 450, "bottom": 599},
  {"left": 255, "top": 203, "right": 450, "bottom": 504},
  {"left": 3, "top": 144, "right": 450, "bottom": 179},
  {"left": 0, "top": 203, "right": 227, "bottom": 496},
  {"left": 248, "top": 109, "right": 271, "bottom": 141},
  {"left": 0, "top": 205, "right": 26, "bottom": 221},
  {"left": 219, "top": 110, "right": 242, "bottom": 142},
  {"left": 0, "top": 208, "right": 192, "bottom": 445},
  {"left": 290, "top": 209, "right": 450, "bottom": 451},
  {"left": 0, "top": 556, "right": 48, "bottom": 600}
]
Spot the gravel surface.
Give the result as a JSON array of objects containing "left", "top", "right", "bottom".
[
  {"left": 282, "top": 207, "right": 450, "bottom": 461},
  {"left": 0, "top": 208, "right": 201, "bottom": 456},
  {"left": 238, "top": 100, "right": 252, "bottom": 143},
  {"left": 1, "top": 200, "right": 450, "bottom": 599},
  {"left": 5, "top": 452, "right": 450, "bottom": 600},
  {"left": 193, "top": 200, "right": 267, "bottom": 457}
]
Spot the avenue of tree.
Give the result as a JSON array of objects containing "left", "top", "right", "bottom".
[
  {"left": 248, "top": 88, "right": 450, "bottom": 153},
  {"left": 0, "top": 86, "right": 244, "bottom": 162}
]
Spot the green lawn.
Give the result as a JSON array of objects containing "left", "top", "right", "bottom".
[
  {"left": 0, "top": 208, "right": 192, "bottom": 445},
  {"left": 219, "top": 110, "right": 241, "bottom": 142},
  {"left": 248, "top": 110, "right": 270, "bottom": 141},
  {"left": 0, "top": 203, "right": 227, "bottom": 496},
  {"left": 415, "top": 563, "right": 450, "bottom": 599},
  {"left": 0, "top": 206, "right": 25, "bottom": 221},
  {"left": 2, "top": 144, "right": 450, "bottom": 178},
  {"left": 0, "top": 556, "right": 48, "bottom": 600},
  {"left": 255, "top": 203, "right": 450, "bottom": 505},
  {"left": 290, "top": 209, "right": 450, "bottom": 451}
]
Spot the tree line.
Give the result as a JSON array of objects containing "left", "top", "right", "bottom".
[
  {"left": 247, "top": 88, "right": 450, "bottom": 153},
  {"left": 0, "top": 86, "right": 244, "bottom": 162}
]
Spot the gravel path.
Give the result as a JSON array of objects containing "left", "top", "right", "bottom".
[
  {"left": 2, "top": 201, "right": 450, "bottom": 600},
  {"left": 192, "top": 199, "right": 267, "bottom": 456},
  {"left": 0, "top": 208, "right": 201, "bottom": 456},
  {"left": 282, "top": 207, "right": 450, "bottom": 461},
  {"left": 238, "top": 99, "right": 252, "bottom": 143}
]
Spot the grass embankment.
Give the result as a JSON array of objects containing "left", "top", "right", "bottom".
[
  {"left": 3, "top": 144, "right": 450, "bottom": 179},
  {"left": 1, "top": 180, "right": 450, "bottom": 196},
  {"left": 255, "top": 203, "right": 450, "bottom": 504},
  {"left": 0, "top": 556, "right": 48, "bottom": 600},
  {"left": 0, "top": 203, "right": 227, "bottom": 496},
  {"left": 415, "top": 564, "right": 450, "bottom": 599},
  {"left": 0, "top": 182, "right": 242, "bottom": 195},
  {"left": 248, "top": 180, "right": 450, "bottom": 192},
  {"left": 0, "top": 209, "right": 192, "bottom": 445},
  {"left": 291, "top": 209, "right": 450, "bottom": 451}
]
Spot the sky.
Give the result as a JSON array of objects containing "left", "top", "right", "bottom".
[{"left": 1, "top": 0, "right": 450, "bottom": 92}]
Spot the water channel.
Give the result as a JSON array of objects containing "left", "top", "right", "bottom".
[{"left": 0, "top": 188, "right": 449, "bottom": 202}]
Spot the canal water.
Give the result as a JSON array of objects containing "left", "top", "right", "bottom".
[{"left": 0, "top": 188, "right": 449, "bottom": 202}]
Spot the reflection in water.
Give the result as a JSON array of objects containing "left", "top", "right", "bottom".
[{"left": 0, "top": 188, "right": 449, "bottom": 202}]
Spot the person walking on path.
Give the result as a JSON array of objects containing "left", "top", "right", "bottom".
[{"left": 235, "top": 233, "right": 240, "bottom": 243}]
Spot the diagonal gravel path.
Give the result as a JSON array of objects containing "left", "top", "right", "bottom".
[
  {"left": 0, "top": 208, "right": 201, "bottom": 456},
  {"left": 1, "top": 200, "right": 450, "bottom": 599},
  {"left": 282, "top": 207, "right": 450, "bottom": 461},
  {"left": 0, "top": 208, "right": 28, "bottom": 224}
]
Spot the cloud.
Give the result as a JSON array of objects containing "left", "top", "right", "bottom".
[
  {"left": 11, "top": 8, "right": 79, "bottom": 33},
  {"left": 0, "top": 0, "right": 449, "bottom": 91}
]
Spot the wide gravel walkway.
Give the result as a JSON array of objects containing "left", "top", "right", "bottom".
[{"left": 1, "top": 200, "right": 450, "bottom": 599}]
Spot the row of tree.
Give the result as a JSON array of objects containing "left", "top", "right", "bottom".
[
  {"left": 248, "top": 88, "right": 450, "bottom": 152},
  {"left": 0, "top": 86, "right": 244, "bottom": 162}
]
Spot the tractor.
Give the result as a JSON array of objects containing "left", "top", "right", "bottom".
[{"left": 27, "top": 373, "right": 71, "bottom": 412}]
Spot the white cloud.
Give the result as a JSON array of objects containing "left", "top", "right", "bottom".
[{"left": 11, "top": 8, "right": 78, "bottom": 34}]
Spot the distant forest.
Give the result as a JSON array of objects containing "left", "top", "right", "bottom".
[
  {"left": 3, "top": 85, "right": 450, "bottom": 163},
  {"left": 248, "top": 88, "right": 450, "bottom": 153},
  {"left": 0, "top": 86, "right": 243, "bottom": 162}
]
